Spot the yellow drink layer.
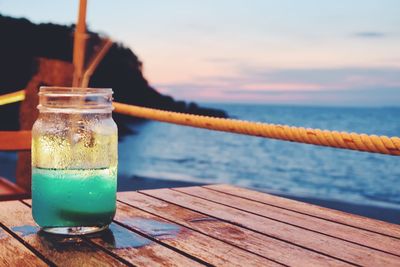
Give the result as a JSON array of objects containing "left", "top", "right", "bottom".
[{"left": 32, "top": 113, "right": 118, "bottom": 170}]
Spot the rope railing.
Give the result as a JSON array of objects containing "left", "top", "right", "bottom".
[
  {"left": 1, "top": 90, "right": 400, "bottom": 156},
  {"left": 113, "top": 102, "right": 400, "bottom": 156},
  {"left": 0, "top": 90, "right": 26, "bottom": 106}
]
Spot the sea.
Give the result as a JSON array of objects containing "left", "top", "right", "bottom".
[
  {"left": 1, "top": 104, "right": 399, "bottom": 212},
  {"left": 118, "top": 104, "right": 400, "bottom": 211}
]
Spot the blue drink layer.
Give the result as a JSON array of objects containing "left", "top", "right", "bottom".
[{"left": 32, "top": 167, "right": 117, "bottom": 227}]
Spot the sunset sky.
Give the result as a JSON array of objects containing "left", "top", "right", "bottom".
[{"left": 1, "top": 0, "right": 400, "bottom": 106}]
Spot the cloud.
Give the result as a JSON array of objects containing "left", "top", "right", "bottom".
[
  {"left": 206, "top": 57, "right": 237, "bottom": 63},
  {"left": 154, "top": 66, "right": 400, "bottom": 106},
  {"left": 353, "top": 32, "right": 386, "bottom": 38},
  {"left": 221, "top": 87, "right": 400, "bottom": 106},
  {"left": 207, "top": 66, "right": 400, "bottom": 89}
]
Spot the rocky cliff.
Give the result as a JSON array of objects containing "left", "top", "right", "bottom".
[{"left": 0, "top": 15, "right": 226, "bottom": 131}]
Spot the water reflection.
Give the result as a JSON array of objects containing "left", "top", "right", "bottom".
[
  {"left": 12, "top": 220, "right": 174, "bottom": 251},
  {"left": 92, "top": 223, "right": 151, "bottom": 249},
  {"left": 121, "top": 218, "right": 180, "bottom": 239},
  {"left": 0, "top": 228, "right": 6, "bottom": 239},
  {"left": 37, "top": 230, "right": 87, "bottom": 251},
  {"left": 12, "top": 225, "right": 40, "bottom": 237},
  {"left": 35, "top": 224, "right": 150, "bottom": 251}
]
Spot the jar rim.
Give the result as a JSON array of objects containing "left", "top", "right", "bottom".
[
  {"left": 39, "top": 86, "right": 113, "bottom": 96},
  {"left": 38, "top": 86, "right": 114, "bottom": 113}
]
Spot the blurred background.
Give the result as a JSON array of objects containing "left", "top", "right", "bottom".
[{"left": 0, "top": 0, "right": 399, "bottom": 222}]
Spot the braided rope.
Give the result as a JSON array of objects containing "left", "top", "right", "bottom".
[
  {"left": 113, "top": 102, "right": 400, "bottom": 156},
  {"left": 0, "top": 90, "right": 399, "bottom": 155},
  {"left": 0, "top": 90, "right": 25, "bottom": 106}
]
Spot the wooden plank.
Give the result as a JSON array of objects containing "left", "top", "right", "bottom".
[
  {"left": 0, "top": 177, "right": 29, "bottom": 201},
  {"left": 176, "top": 186, "right": 400, "bottom": 256},
  {"left": 0, "top": 225, "right": 47, "bottom": 266},
  {"left": 21, "top": 199, "right": 202, "bottom": 267},
  {"left": 114, "top": 200, "right": 281, "bottom": 267},
  {"left": 0, "top": 131, "right": 31, "bottom": 151},
  {"left": 206, "top": 184, "right": 400, "bottom": 239},
  {"left": 118, "top": 191, "right": 352, "bottom": 267},
  {"left": 0, "top": 201, "right": 126, "bottom": 267},
  {"left": 142, "top": 188, "right": 400, "bottom": 267}
]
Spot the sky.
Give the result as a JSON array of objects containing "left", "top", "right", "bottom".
[{"left": 1, "top": 0, "right": 400, "bottom": 106}]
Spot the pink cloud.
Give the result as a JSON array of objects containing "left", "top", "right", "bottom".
[
  {"left": 241, "top": 83, "right": 324, "bottom": 91},
  {"left": 152, "top": 66, "right": 400, "bottom": 105}
]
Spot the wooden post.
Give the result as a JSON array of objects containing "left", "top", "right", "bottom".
[{"left": 72, "top": 0, "right": 88, "bottom": 87}]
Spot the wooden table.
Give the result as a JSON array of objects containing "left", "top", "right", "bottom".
[{"left": 0, "top": 185, "right": 399, "bottom": 266}]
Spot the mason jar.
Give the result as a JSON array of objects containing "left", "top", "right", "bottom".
[{"left": 32, "top": 87, "right": 118, "bottom": 235}]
